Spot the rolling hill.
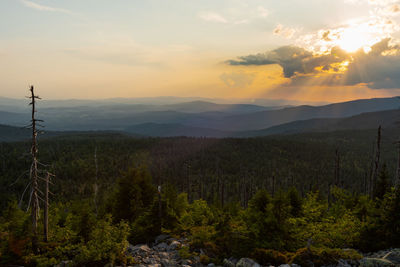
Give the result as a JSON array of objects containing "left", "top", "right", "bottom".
[{"left": 239, "top": 109, "right": 400, "bottom": 136}]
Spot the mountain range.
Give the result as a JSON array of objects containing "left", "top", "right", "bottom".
[{"left": 0, "top": 96, "right": 399, "bottom": 140}]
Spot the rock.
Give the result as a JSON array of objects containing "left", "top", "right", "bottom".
[
  {"left": 208, "top": 264, "right": 216, "bottom": 267},
  {"left": 383, "top": 250, "right": 400, "bottom": 264},
  {"left": 236, "top": 258, "right": 261, "bottom": 267},
  {"left": 223, "top": 258, "right": 236, "bottom": 267},
  {"left": 181, "top": 259, "right": 193, "bottom": 265},
  {"left": 130, "top": 244, "right": 151, "bottom": 255},
  {"left": 160, "top": 258, "right": 171, "bottom": 266},
  {"left": 158, "top": 252, "right": 169, "bottom": 258},
  {"left": 154, "top": 242, "right": 169, "bottom": 252},
  {"left": 279, "top": 264, "right": 291, "bottom": 267},
  {"left": 360, "top": 257, "right": 395, "bottom": 267},
  {"left": 169, "top": 240, "right": 181, "bottom": 250},
  {"left": 336, "top": 259, "right": 352, "bottom": 267},
  {"left": 155, "top": 234, "right": 170, "bottom": 244},
  {"left": 291, "top": 264, "right": 301, "bottom": 267}
]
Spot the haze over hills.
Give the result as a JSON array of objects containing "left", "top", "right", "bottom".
[
  {"left": 0, "top": 96, "right": 399, "bottom": 139},
  {"left": 0, "top": 96, "right": 326, "bottom": 113},
  {"left": 238, "top": 109, "right": 400, "bottom": 137}
]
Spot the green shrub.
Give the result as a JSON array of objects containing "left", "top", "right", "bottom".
[
  {"left": 290, "top": 247, "right": 362, "bottom": 267},
  {"left": 251, "top": 248, "right": 288, "bottom": 266},
  {"left": 178, "top": 246, "right": 193, "bottom": 259},
  {"left": 200, "top": 254, "right": 211, "bottom": 265}
]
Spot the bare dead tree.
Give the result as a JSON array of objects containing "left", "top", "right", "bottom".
[
  {"left": 371, "top": 125, "right": 382, "bottom": 197},
  {"left": 28, "top": 85, "right": 42, "bottom": 253}
]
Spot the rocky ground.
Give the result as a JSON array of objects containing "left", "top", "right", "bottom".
[{"left": 124, "top": 235, "right": 400, "bottom": 267}]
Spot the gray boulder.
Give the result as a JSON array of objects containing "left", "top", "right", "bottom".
[
  {"left": 359, "top": 257, "right": 395, "bottom": 267},
  {"left": 383, "top": 249, "right": 400, "bottom": 265},
  {"left": 169, "top": 240, "right": 181, "bottom": 250},
  {"left": 154, "top": 242, "right": 169, "bottom": 252},
  {"left": 129, "top": 244, "right": 151, "bottom": 255},
  {"left": 236, "top": 258, "right": 261, "bottom": 267},
  {"left": 223, "top": 258, "right": 236, "bottom": 267},
  {"left": 155, "top": 234, "right": 170, "bottom": 244}
]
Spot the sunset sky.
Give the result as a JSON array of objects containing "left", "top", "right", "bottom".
[{"left": 2, "top": 0, "right": 400, "bottom": 102}]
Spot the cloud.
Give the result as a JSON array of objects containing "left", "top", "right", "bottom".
[
  {"left": 220, "top": 71, "right": 256, "bottom": 88},
  {"left": 199, "top": 5, "right": 271, "bottom": 25},
  {"left": 344, "top": 38, "right": 400, "bottom": 88},
  {"left": 273, "top": 24, "right": 297, "bottom": 39},
  {"left": 21, "top": 0, "right": 72, "bottom": 14},
  {"left": 345, "top": 0, "right": 400, "bottom": 6},
  {"left": 198, "top": 12, "right": 228, "bottom": 23},
  {"left": 257, "top": 6, "right": 269, "bottom": 18},
  {"left": 227, "top": 38, "right": 400, "bottom": 89},
  {"left": 226, "top": 46, "right": 348, "bottom": 78}
]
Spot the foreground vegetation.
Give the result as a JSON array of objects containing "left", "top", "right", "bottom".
[
  {"left": 1, "top": 170, "right": 399, "bottom": 266},
  {"left": 0, "top": 131, "right": 399, "bottom": 266}
]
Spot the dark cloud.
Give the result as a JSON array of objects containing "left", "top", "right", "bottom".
[
  {"left": 226, "top": 45, "right": 348, "bottom": 78},
  {"left": 227, "top": 38, "right": 400, "bottom": 89},
  {"left": 345, "top": 38, "right": 400, "bottom": 89}
]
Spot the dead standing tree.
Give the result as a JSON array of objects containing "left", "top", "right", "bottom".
[{"left": 28, "top": 85, "right": 43, "bottom": 253}]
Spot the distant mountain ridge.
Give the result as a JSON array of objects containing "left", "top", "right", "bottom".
[
  {"left": 197, "top": 97, "right": 400, "bottom": 131},
  {"left": 0, "top": 96, "right": 399, "bottom": 137},
  {"left": 238, "top": 109, "right": 400, "bottom": 137},
  {"left": 1, "top": 108, "right": 399, "bottom": 141}
]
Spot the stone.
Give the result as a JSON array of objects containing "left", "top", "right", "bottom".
[
  {"left": 359, "top": 257, "right": 395, "bottom": 267},
  {"left": 155, "top": 234, "right": 170, "bottom": 244},
  {"left": 160, "top": 258, "right": 170, "bottom": 266},
  {"left": 336, "top": 259, "right": 352, "bottom": 267},
  {"left": 279, "top": 264, "right": 291, "bottom": 267},
  {"left": 154, "top": 242, "right": 169, "bottom": 252},
  {"left": 208, "top": 263, "right": 216, "bottom": 267},
  {"left": 383, "top": 250, "right": 400, "bottom": 264},
  {"left": 158, "top": 252, "right": 170, "bottom": 258},
  {"left": 223, "top": 258, "right": 236, "bottom": 267},
  {"left": 130, "top": 244, "right": 151, "bottom": 255},
  {"left": 236, "top": 258, "right": 261, "bottom": 267},
  {"left": 169, "top": 240, "right": 181, "bottom": 250}
]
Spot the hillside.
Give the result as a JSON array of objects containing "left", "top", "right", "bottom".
[
  {"left": 125, "top": 123, "right": 233, "bottom": 137},
  {"left": 240, "top": 109, "right": 400, "bottom": 136},
  {"left": 0, "top": 97, "right": 399, "bottom": 133},
  {"left": 204, "top": 97, "right": 400, "bottom": 131}
]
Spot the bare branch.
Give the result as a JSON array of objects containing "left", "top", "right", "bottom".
[{"left": 18, "top": 181, "right": 31, "bottom": 208}]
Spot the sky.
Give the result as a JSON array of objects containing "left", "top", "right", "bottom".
[{"left": 1, "top": 0, "right": 400, "bottom": 102}]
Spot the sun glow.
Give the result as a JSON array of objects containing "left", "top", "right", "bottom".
[
  {"left": 299, "top": 18, "right": 396, "bottom": 55},
  {"left": 335, "top": 27, "right": 373, "bottom": 53}
]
